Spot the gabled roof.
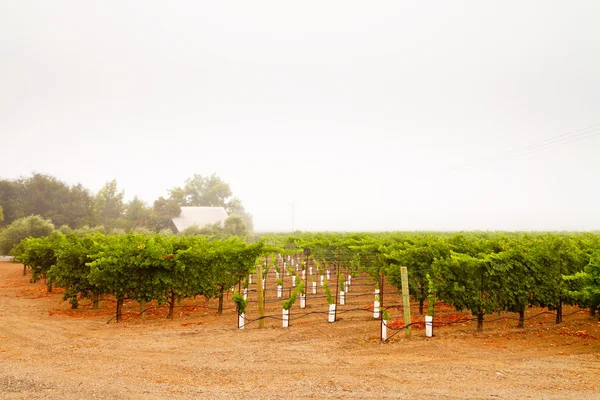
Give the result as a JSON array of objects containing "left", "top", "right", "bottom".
[{"left": 171, "top": 206, "right": 228, "bottom": 233}]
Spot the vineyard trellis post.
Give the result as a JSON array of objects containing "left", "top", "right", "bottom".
[
  {"left": 257, "top": 257, "right": 265, "bottom": 329},
  {"left": 401, "top": 266, "right": 411, "bottom": 338}
]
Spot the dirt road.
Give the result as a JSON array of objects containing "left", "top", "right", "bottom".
[{"left": 0, "top": 261, "right": 599, "bottom": 399}]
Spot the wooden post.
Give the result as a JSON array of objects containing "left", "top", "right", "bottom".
[
  {"left": 401, "top": 266, "right": 411, "bottom": 338},
  {"left": 140, "top": 298, "right": 146, "bottom": 321},
  {"left": 257, "top": 259, "right": 264, "bottom": 329}
]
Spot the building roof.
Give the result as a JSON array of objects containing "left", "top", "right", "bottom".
[{"left": 171, "top": 206, "right": 228, "bottom": 232}]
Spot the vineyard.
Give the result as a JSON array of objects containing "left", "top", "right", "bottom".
[
  {"left": 10, "top": 231, "right": 600, "bottom": 340},
  {"left": 3, "top": 231, "right": 600, "bottom": 398}
]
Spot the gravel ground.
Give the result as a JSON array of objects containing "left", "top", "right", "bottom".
[{"left": 1, "top": 260, "right": 599, "bottom": 399}]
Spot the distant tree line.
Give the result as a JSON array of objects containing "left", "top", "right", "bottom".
[{"left": 0, "top": 173, "right": 253, "bottom": 254}]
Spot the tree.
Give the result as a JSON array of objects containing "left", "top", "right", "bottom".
[
  {"left": 150, "top": 197, "right": 180, "bottom": 232},
  {"left": 169, "top": 174, "right": 254, "bottom": 232},
  {"left": 223, "top": 215, "right": 248, "bottom": 236},
  {"left": 125, "top": 196, "right": 153, "bottom": 229},
  {"left": 0, "top": 178, "right": 26, "bottom": 226},
  {"left": 0, "top": 206, "right": 3, "bottom": 224},
  {"left": 65, "top": 183, "right": 96, "bottom": 228},
  {"left": 0, "top": 215, "right": 55, "bottom": 255},
  {"left": 225, "top": 197, "right": 254, "bottom": 232},
  {"left": 19, "top": 173, "right": 72, "bottom": 227},
  {"left": 94, "top": 180, "right": 125, "bottom": 229},
  {"left": 170, "top": 174, "right": 232, "bottom": 206},
  {"left": 0, "top": 175, "right": 96, "bottom": 229}
]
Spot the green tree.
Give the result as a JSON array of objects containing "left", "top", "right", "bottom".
[
  {"left": 0, "top": 178, "right": 24, "bottom": 226},
  {"left": 169, "top": 174, "right": 254, "bottom": 232},
  {"left": 125, "top": 196, "right": 153, "bottom": 229},
  {"left": 223, "top": 215, "right": 248, "bottom": 236},
  {"left": 94, "top": 180, "right": 125, "bottom": 229},
  {"left": 0, "top": 215, "right": 55, "bottom": 255},
  {"left": 225, "top": 197, "right": 254, "bottom": 232},
  {"left": 0, "top": 175, "right": 96, "bottom": 229},
  {"left": 65, "top": 183, "right": 96, "bottom": 228},
  {"left": 150, "top": 197, "right": 180, "bottom": 231},
  {"left": 170, "top": 174, "right": 232, "bottom": 206}
]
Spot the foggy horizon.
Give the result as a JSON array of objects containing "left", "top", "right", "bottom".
[{"left": 2, "top": 1, "right": 599, "bottom": 232}]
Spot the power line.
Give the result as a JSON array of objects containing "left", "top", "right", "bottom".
[
  {"left": 451, "top": 123, "right": 600, "bottom": 171},
  {"left": 492, "top": 123, "right": 600, "bottom": 158}
]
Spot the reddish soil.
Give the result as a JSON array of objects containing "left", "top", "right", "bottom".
[{"left": 1, "top": 261, "right": 599, "bottom": 399}]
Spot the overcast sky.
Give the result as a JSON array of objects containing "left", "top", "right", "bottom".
[{"left": 1, "top": 1, "right": 599, "bottom": 232}]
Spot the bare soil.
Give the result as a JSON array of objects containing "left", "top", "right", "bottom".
[{"left": 0, "top": 261, "right": 599, "bottom": 399}]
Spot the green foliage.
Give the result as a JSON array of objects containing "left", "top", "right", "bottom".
[
  {"left": 124, "top": 196, "right": 153, "bottom": 230},
  {"left": 564, "top": 250, "right": 600, "bottom": 317},
  {"left": 9, "top": 229, "right": 600, "bottom": 324},
  {"left": 94, "top": 179, "right": 125, "bottom": 229},
  {"left": 223, "top": 215, "right": 248, "bottom": 236},
  {"left": 15, "top": 233, "right": 65, "bottom": 287},
  {"left": 379, "top": 307, "right": 391, "bottom": 321},
  {"left": 426, "top": 293, "right": 435, "bottom": 317},
  {"left": 49, "top": 233, "right": 101, "bottom": 307},
  {"left": 167, "top": 174, "right": 254, "bottom": 233},
  {"left": 282, "top": 270, "right": 304, "bottom": 310},
  {"left": 431, "top": 248, "right": 500, "bottom": 320},
  {"left": 170, "top": 173, "right": 232, "bottom": 207},
  {"left": 322, "top": 279, "right": 334, "bottom": 305},
  {"left": 72, "top": 225, "right": 107, "bottom": 236},
  {"left": 0, "top": 172, "right": 252, "bottom": 234},
  {"left": 233, "top": 291, "right": 248, "bottom": 314},
  {"left": 0, "top": 215, "right": 55, "bottom": 255},
  {"left": 151, "top": 197, "right": 180, "bottom": 232},
  {"left": 0, "top": 174, "right": 95, "bottom": 229},
  {"left": 387, "top": 234, "right": 450, "bottom": 305},
  {"left": 57, "top": 225, "right": 74, "bottom": 234}
]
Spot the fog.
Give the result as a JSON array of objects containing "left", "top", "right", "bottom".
[{"left": 1, "top": 1, "right": 599, "bottom": 232}]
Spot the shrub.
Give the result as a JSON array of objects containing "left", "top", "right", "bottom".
[{"left": 0, "top": 215, "right": 54, "bottom": 255}]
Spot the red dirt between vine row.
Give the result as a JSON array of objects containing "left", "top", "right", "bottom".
[{"left": 0, "top": 260, "right": 599, "bottom": 399}]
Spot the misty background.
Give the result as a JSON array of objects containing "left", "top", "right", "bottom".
[{"left": 1, "top": 1, "right": 599, "bottom": 232}]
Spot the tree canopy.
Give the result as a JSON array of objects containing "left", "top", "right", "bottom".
[
  {"left": 0, "top": 172, "right": 253, "bottom": 235},
  {"left": 0, "top": 215, "right": 55, "bottom": 255}
]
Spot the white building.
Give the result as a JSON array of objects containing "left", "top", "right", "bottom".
[{"left": 171, "top": 206, "right": 228, "bottom": 233}]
